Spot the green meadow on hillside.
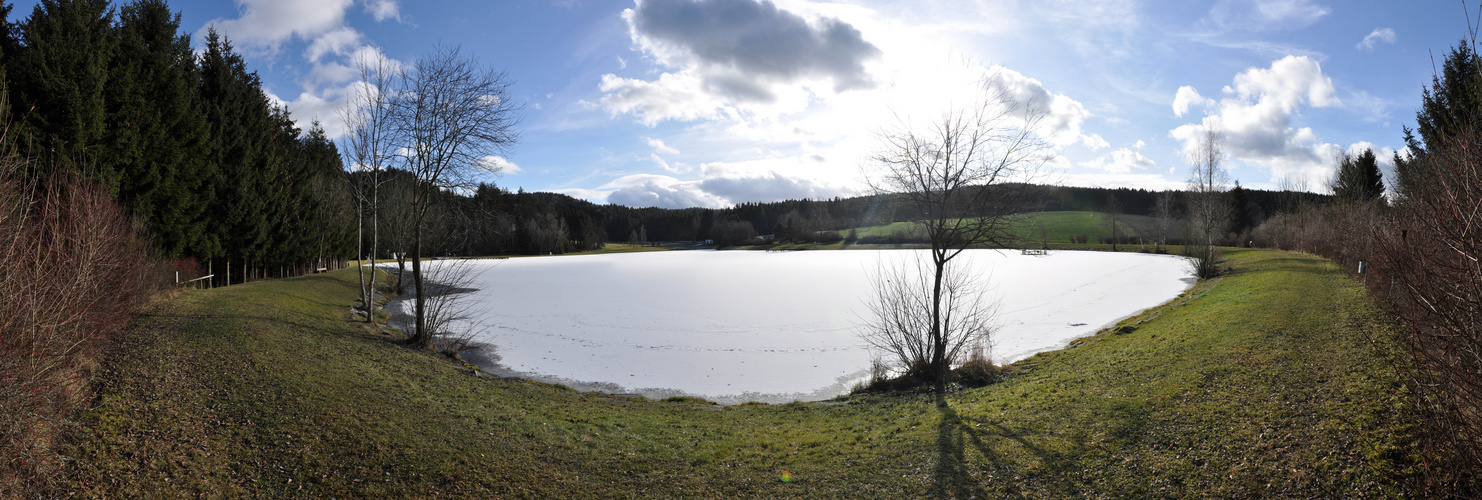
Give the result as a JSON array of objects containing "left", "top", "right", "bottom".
[
  {"left": 64, "top": 248, "right": 1418, "bottom": 497},
  {"left": 839, "top": 211, "right": 1156, "bottom": 248}
]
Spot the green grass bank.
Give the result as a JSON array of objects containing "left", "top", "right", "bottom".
[{"left": 61, "top": 248, "right": 1419, "bottom": 497}]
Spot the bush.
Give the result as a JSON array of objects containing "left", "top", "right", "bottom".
[
  {"left": 1182, "top": 245, "right": 1223, "bottom": 279},
  {"left": 953, "top": 343, "right": 1004, "bottom": 387},
  {"left": 0, "top": 160, "right": 154, "bottom": 493}
]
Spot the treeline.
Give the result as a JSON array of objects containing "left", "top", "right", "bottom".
[
  {"left": 0, "top": 0, "right": 353, "bottom": 284},
  {"left": 403, "top": 183, "right": 1313, "bottom": 253}
]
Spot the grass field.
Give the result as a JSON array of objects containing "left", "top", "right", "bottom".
[
  {"left": 60, "top": 248, "right": 1419, "bottom": 497},
  {"left": 839, "top": 211, "right": 1156, "bottom": 248}
]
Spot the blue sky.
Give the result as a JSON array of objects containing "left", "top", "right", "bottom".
[{"left": 7, "top": 0, "right": 1469, "bottom": 207}]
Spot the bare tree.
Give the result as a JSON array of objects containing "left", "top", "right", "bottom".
[
  {"left": 1153, "top": 190, "right": 1175, "bottom": 252},
  {"left": 861, "top": 77, "right": 1049, "bottom": 389},
  {"left": 392, "top": 45, "right": 519, "bottom": 349},
  {"left": 416, "top": 257, "right": 489, "bottom": 355},
  {"left": 1184, "top": 129, "right": 1229, "bottom": 278},
  {"left": 860, "top": 255, "right": 996, "bottom": 384},
  {"left": 341, "top": 52, "right": 399, "bottom": 321},
  {"left": 1276, "top": 175, "right": 1311, "bottom": 251}
]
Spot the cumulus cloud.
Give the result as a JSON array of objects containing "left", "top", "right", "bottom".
[
  {"left": 479, "top": 156, "right": 523, "bottom": 174},
  {"left": 1079, "top": 148, "right": 1155, "bottom": 174},
  {"left": 628, "top": 0, "right": 880, "bottom": 94},
  {"left": 695, "top": 161, "right": 853, "bottom": 202},
  {"left": 575, "top": 156, "right": 859, "bottom": 209},
  {"left": 600, "top": 72, "right": 728, "bottom": 125},
  {"left": 1169, "top": 55, "right": 1339, "bottom": 166},
  {"left": 983, "top": 67, "right": 1099, "bottom": 147},
  {"left": 204, "top": 0, "right": 354, "bottom": 52},
  {"left": 604, "top": 174, "right": 729, "bottom": 208},
  {"left": 1172, "top": 85, "right": 1213, "bottom": 117},
  {"left": 203, "top": 0, "right": 404, "bottom": 139},
  {"left": 601, "top": 0, "right": 880, "bottom": 123},
  {"left": 305, "top": 26, "right": 363, "bottom": 62},
  {"left": 1357, "top": 27, "right": 1396, "bottom": 51}
]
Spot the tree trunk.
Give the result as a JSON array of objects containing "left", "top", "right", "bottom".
[
  {"left": 370, "top": 175, "right": 379, "bottom": 321},
  {"left": 355, "top": 196, "right": 368, "bottom": 321},
  {"left": 931, "top": 249, "right": 948, "bottom": 390},
  {"left": 411, "top": 227, "right": 429, "bottom": 349}
]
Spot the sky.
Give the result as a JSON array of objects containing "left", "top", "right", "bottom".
[{"left": 6, "top": 0, "right": 1471, "bottom": 208}]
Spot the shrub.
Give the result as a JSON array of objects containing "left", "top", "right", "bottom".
[
  {"left": 953, "top": 343, "right": 1004, "bottom": 387},
  {"left": 0, "top": 160, "right": 153, "bottom": 493}
]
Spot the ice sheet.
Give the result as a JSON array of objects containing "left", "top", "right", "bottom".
[{"left": 391, "top": 249, "right": 1191, "bottom": 403}]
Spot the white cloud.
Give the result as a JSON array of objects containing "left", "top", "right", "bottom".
[
  {"left": 1211, "top": 0, "right": 1330, "bottom": 31},
  {"left": 1172, "top": 85, "right": 1212, "bottom": 117},
  {"left": 626, "top": 0, "right": 881, "bottom": 95},
  {"left": 648, "top": 153, "right": 691, "bottom": 174},
  {"left": 591, "top": 1, "right": 1108, "bottom": 208},
  {"left": 480, "top": 156, "right": 524, "bottom": 175},
  {"left": 305, "top": 26, "right": 363, "bottom": 63},
  {"left": 599, "top": 72, "right": 728, "bottom": 125},
  {"left": 203, "top": 0, "right": 408, "bottom": 139},
  {"left": 364, "top": 0, "right": 400, "bottom": 22},
  {"left": 204, "top": 0, "right": 355, "bottom": 53},
  {"left": 695, "top": 160, "right": 855, "bottom": 202},
  {"left": 1170, "top": 55, "right": 1339, "bottom": 167},
  {"left": 981, "top": 67, "right": 1100, "bottom": 147},
  {"left": 603, "top": 174, "right": 729, "bottom": 209},
  {"left": 646, "top": 137, "right": 679, "bottom": 155},
  {"left": 601, "top": 0, "right": 882, "bottom": 124},
  {"left": 1357, "top": 27, "right": 1396, "bottom": 51},
  {"left": 269, "top": 89, "right": 348, "bottom": 136},
  {"left": 1079, "top": 148, "right": 1155, "bottom": 174}
]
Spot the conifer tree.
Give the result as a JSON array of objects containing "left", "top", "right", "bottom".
[
  {"left": 1333, "top": 148, "right": 1385, "bottom": 204},
  {"left": 199, "top": 30, "right": 273, "bottom": 282},
  {"left": 110, "top": 0, "right": 210, "bottom": 258},
  {"left": 1395, "top": 40, "right": 1482, "bottom": 200},
  {"left": 12, "top": 0, "right": 116, "bottom": 186}
]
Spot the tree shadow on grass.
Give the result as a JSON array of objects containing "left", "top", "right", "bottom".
[{"left": 932, "top": 393, "right": 1106, "bottom": 499}]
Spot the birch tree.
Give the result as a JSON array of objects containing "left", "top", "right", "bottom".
[
  {"left": 341, "top": 52, "right": 398, "bottom": 320},
  {"left": 392, "top": 45, "right": 519, "bottom": 349}
]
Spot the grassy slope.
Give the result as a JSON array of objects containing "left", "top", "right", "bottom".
[
  {"left": 64, "top": 249, "right": 1417, "bottom": 497},
  {"left": 842, "top": 211, "right": 1154, "bottom": 246}
]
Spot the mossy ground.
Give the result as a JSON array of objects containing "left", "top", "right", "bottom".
[{"left": 61, "top": 248, "right": 1418, "bottom": 497}]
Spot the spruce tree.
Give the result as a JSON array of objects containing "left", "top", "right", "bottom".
[
  {"left": 110, "top": 0, "right": 211, "bottom": 258},
  {"left": 1227, "top": 181, "right": 1254, "bottom": 238},
  {"left": 12, "top": 0, "right": 116, "bottom": 186},
  {"left": 1333, "top": 149, "right": 1385, "bottom": 204},
  {"left": 199, "top": 30, "right": 273, "bottom": 281},
  {"left": 1396, "top": 40, "right": 1482, "bottom": 200}
]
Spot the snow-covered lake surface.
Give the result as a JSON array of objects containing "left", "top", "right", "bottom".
[{"left": 388, "top": 250, "right": 1192, "bottom": 404}]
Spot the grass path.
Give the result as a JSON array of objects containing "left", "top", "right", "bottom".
[{"left": 62, "top": 248, "right": 1418, "bottom": 497}]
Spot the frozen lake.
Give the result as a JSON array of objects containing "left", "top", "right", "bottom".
[{"left": 390, "top": 249, "right": 1191, "bottom": 404}]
